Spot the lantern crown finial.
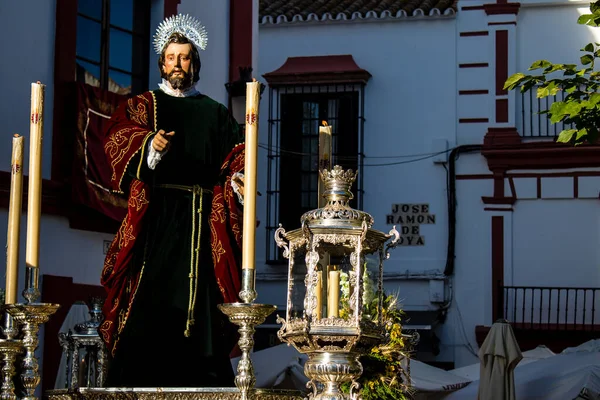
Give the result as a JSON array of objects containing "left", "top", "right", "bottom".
[
  {"left": 301, "top": 165, "right": 374, "bottom": 228},
  {"left": 320, "top": 165, "right": 357, "bottom": 187}
]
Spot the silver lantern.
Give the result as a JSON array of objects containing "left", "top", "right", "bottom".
[
  {"left": 58, "top": 297, "right": 107, "bottom": 389},
  {"left": 275, "top": 165, "right": 399, "bottom": 400}
]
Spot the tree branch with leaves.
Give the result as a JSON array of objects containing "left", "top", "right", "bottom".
[{"left": 504, "top": 1, "right": 600, "bottom": 145}]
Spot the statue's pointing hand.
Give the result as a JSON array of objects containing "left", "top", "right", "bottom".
[{"left": 152, "top": 130, "right": 175, "bottom": 152}]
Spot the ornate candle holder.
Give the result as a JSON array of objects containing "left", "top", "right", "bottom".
[
  {"left": 5, "top": 303, "right": 60, "bottom": 400},
  {"left": 0, "top": 314, "right": 24, "bottom": 400},
  {"left": 219, "top": 79, "right": 278, "bottom": 400},
  {"left": 218, "top": 303, "right": 277, "bottom": 400},
  {"left": 275, "top": 166, "right": 400, "bottom": 400}
]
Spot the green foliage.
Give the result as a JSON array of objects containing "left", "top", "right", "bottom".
[
  {"left": 339, "top": 287, "right": 412, "bottom": 400},
  {"left": 504, "top": 1, "right": 600, "bottom": 145}
]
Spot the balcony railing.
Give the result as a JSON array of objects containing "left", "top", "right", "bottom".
[
  {"left": 499, "top": 286, "right": 600, "bottom": 331},
  {"left": 517, "top": 90, "right": 574, "bottom": 138}
]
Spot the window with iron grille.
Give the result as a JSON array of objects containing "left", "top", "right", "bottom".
[
  {"left": 266, "top": 84, "right": 366, "bottom": 263},
  {"left": 75, "top": 0, "right": 150, "bottom": 95}
]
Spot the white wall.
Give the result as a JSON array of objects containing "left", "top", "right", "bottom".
[
  {"left": 258, "top": 18, "right": 457, "bottom": 274},
  {"left": 517, "top": 2, "right": 596, "bottom": 75},
  {"left": 257, "top": 1, "right": 600, "bottom": 369},
  {"left": 257, "top": 17, "right": 465, "bottom": 365},
  {"left": 512, "top": 199, "right": 600, "bottom": 287},
  {"left": 179, "top": 0, "right": 229, "bottom": 105},
  {"left": 0, "top": 212, "right": 113, "bottom": 295},
  {"left": 0, "top": 0, "right": 57, "bottom": 179}
]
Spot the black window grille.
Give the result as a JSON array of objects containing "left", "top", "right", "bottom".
[
  {"left": 75, "top": 0, "right": 150, "bottom": 95},
  {"left": 266, "top": 83, "right": 366, "bottom": 263}
]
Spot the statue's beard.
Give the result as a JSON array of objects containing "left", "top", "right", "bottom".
[{"left": 168, "top": 69, "right": 193, "bottom": 90}]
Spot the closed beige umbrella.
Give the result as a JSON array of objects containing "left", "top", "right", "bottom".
[{"left": 478, "top": 319, "right": 523, "bottom": 400}]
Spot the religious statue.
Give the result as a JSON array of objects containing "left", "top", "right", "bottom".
[{"left": 99, "top": 14, "right": 245, "bottom": 388}]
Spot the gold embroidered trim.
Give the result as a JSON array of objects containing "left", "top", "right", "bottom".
[
  {"left": 115, "top": 130, "right": 154, "bottom": 193},
  {"left": 151, "top": 91, "right": 158, "bottom": 131},
  {"left": 136, "top": 132, "right": 154, "bottom": 180}
]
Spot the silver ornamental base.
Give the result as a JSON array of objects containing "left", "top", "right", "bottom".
[
  {"left": 45, "top": 387, "right": 304, "bottom": 399},
  {"left": 0, "top": 339, "right": 24, "bottom": 400},
  {"left": 218, "top": 303, "right": 277, "bottom": 400},
  {"left": 5, "top": 303, "right": 60, "bottom": 400},
  {"left": 304, "top": 352, "right": 363, "bottom": 400}
]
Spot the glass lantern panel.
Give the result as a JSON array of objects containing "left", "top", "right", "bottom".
[
  {"left": 362, "top": 252, "right": 382, "bottom": 323},
  {"left": 290, "top": 252, "right": 307, "bottom": 320},
  {"left": 76, "top": 346, "right": 101, "bottom": 387}
]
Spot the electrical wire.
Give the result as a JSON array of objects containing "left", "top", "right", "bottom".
[{"left": 258, "top": 143, "right": 457, "bottom": 167}]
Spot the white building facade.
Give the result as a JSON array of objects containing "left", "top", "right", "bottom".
[{"left": 255, "top": 0, "right": 600, "bottom": 369}]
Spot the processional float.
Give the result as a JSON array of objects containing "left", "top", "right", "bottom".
[{"left": 2, "top": 80, "right": 399, "bottom": 400}]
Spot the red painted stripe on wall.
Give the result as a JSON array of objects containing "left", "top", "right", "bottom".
[
  {"left": 492, "top": 216, "right": 504, "bottom": 321},
  {"left": 457, "top": 171, "right": 600, "bottom": 180},
  {"left": 229, "top": 0, "right": 253, "bottom": 84},
  {"left": 460, "top": 31, "right": 489, "bottom": 37},
  {"left": 164, "top": 0, "right": 181, "bottom": 17},
  {"left": 496, "top": 30, "right": 509, "bottom": 95},
  {"left": 459, "top": 63, "right": 489, "bottom": 68},
  {"left": 459, "top": 118, "right": 489, "bottom": 123},
  {"left": 462, "top": 5, "right": 485, "bottom": 11},
  {"left": 496, "top": 98, "right": 508, "bottom": 122},
  {"left": 459, "top": 90, "right": 489, "bottom": 95}
]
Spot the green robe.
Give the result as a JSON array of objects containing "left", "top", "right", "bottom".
[{"left": 104, "top": 90, "right": 242, "bottom": 387}]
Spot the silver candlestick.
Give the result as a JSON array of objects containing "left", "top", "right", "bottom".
[
  {"left": 0, "top": 314, "right": 24, "bottom": 400},
  {"left": 218, "top": 303, "right": 276, "bottom": 400},
  {"left": 5, "top": 303, "right": 60, "bottom": 400}
]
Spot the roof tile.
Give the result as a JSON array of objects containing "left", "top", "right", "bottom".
[{"left": 259, "top": 0, "right": 458, "bottom": 23}]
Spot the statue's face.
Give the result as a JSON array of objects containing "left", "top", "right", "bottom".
[{"left": 162, "top": 42, "right": 193, "bottom": 90}]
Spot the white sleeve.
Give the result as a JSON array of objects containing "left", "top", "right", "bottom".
[
  {"left": 147, "top": 140, "right": 167, "bottom": 170},
  {"left": 231, "top": 172, "right": 244, "bottom": 205}
]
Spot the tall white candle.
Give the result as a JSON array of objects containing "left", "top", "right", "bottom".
[
  {"left": 26, "top": 82, "right": 45, "bottom": 277},
  {"left": 241, "top": 80, "right": 261, "bottom": 274},
  {"left": 5, "top": 134, "right": 24, "bottom": 304},
  {"left": 327, "top": 266, "right": 340, "bottom": 318}
]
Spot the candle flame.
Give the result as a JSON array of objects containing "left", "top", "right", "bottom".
[{"left": 322, "top": 121, "right": 328, "bottom": 126}]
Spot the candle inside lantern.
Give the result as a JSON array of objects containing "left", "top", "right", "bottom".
[
  {"left": 25, "top": 82, "right": 45, "bottom": 285},
  {"left": 327, "top": 265, "right": 340, "bottom": 318},
  {"left": 315, "top": 271, "right": 323, "bottom": 319},
  {"left": 5, "top": 134, "right": 24, "bottom": 304},
  {"left": 318, "top": 121, "right": 332, "bottom": 208}
]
